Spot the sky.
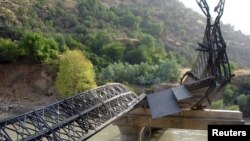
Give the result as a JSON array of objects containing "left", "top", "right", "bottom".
[{"left": 178, "top": 0, "right": 250, "bottom": 35}]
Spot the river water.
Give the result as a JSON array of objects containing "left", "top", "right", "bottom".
[
  {"left": 89, "top": 118, "right": 250, "bottom": 141},
  {"left": 88, "top": 125, "right": 207, "bottom": 141}
]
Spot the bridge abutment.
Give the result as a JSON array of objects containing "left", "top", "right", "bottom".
[
  {"left": 114, "top": 108, "right": 244, "bottom": 141},
  {"left": 118, "top": 126, "right": 144, "bottom": 141}
]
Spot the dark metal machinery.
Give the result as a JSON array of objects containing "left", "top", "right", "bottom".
[{"left": 0, "top": 83, "right": 145, "bottom": 141}]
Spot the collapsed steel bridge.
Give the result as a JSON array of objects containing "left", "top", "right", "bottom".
[
  {"left": 0, "top": 0, "right": 232, "bottom": 140},
  {"left": 0, "top": 83, "right": 145, "bottom": 141},
  {"left": 148, "top": 0, "right": 232, "bottom": 118}
]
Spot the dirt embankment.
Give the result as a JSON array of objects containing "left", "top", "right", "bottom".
[{"left": 0, "top": 64, "right": 59, "bottom": 120}]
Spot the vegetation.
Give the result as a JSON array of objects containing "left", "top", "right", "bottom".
[
  {"left": 19, "top": 32, "right": 59, "bottom": 63},
  {"left": 0, "top": 38, "right": 20, "bottom": 63},
  {"left": 99, "top": 60, "right": 180, "bottom": 85},
  {"left": 0, "top": 0, "right": 250, "bottom": 116},
  {"left": 0, "top": 0, "right": 250, "bottom": 67},
  {"left": 210, "top": 76, "right": 250, "bottom": 117},
  {"left": 56, "top": 50, "right": 96, "bottom": 98}
]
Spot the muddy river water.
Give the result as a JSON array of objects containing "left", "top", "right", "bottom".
[
  {"left": 88, "top": 125, "right": 207, "bottom": 141},
  {"left": 88, "top": 119, "right": 250, "bottom": 141}
]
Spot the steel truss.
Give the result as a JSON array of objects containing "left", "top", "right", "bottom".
[
  {"left": 0, "top": 83, "right": 146, "bottom": 141},
  {"left": 180, "top": 0, "right": 232, "bottom": 109}
]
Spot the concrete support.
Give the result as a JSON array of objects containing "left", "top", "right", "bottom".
[
  {"left": 113, "top": 108, "right": 244, "bottom": 141},
  {"left": 118, "top": 126, "right": 144, "bottom": 141}
]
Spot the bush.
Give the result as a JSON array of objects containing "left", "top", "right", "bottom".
[
  {"left": 142, "top": 21, "right": 164, "bottom": 36},
  {"left": 99, "top": 59, "right": 180, "bottom": 85},
  {"left": 85, "top": 31, "right": 113, "bottom": 54},
  {"left": 227, "top": 105, "right": 240, "bottom": 111},
  {"left": 119, "top": 12, "right": 141, "bottom": 30},
  {"left": 125, "top": 46, "right": 151, "bottom": 64},
  {"left": 56, "top": 50, "right": 96, "bottom": 98},
  {"left": 237, "top": 94, "right": 250, "bottom": 116},
  {"left": 211, "top": 100, "right": 224, "bottom": 109},
  {"left": 19, "top": 32, "right": 59, "bottom": 63},
  {"left": 222, "top": 85, "right": 235, "bottom": 105},
  {"left": 0, "top": 38, "right": 21, "bottom": 63},
  {"left": 101, "top": 42, "right": 125, "bottom": 62}
]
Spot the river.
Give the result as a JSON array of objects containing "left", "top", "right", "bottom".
[
  {"left": 88, "top": 125, "right": 207, "bottom": 141},
  {"left": 88, "top": 118, "right": 250, "bottom": 141}
]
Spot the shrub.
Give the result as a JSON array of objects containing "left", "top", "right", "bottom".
[
  {"left": 0, "top": 38, "right": 21, "bottom": 63},
  {"left": 211, "top": 100, "right": 224, "bottom": 109},
  {"left": 227, "top": 105, "right": 240, "bottom": 111},
  {"left": 101, "top": 42, "right": 125, "bottom": 62},
  {"left": 19, "top": 32, "right": 59, "bottom": 63},
  {"left": 56, "top": 50, "right": 96, "bottom": 98},
  {"left": 99, "top": 59, "right": 180, "bottom": 85}
]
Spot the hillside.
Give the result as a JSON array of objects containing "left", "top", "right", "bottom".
[
  {"left": 1, "top": 0, "right": 250, "bottom": 67},
  {"left": 1, "top": 0, "right": 250, "bottom": 118}
]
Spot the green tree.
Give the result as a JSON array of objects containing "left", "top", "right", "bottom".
[
  {"left": 119, "top": 12, "right": 141, "bottom": 30},
  {"left": 125, "top": 46, "right": 151, "bottom": 64},
  {"left": 155, "top": 60, "right": 181, "bottom": 82},
  {"left": 19, "top": 32, "right": 58, "bottom": 63},
  {"left": 85, "top": 31, "right": 113, "bottom": 54},
  {"left": 222, "top": 86, "right": 234, "bottom": 105},
  {"left": 101, "top": 42, "right": 125, "bottom": 62},
  {"left": 0, "top": 38, "right": 21, "bottom": 63},
  {"left": 237, "top": 94, "right": 248, "bottom": 110},
  {"left": 99, "top": 61, "right": 180, "bottom": 85},
  {"left": 56, "top": 50, "right": 96, "bottom": 98},
  {"left": 142, "top": 21, "right": 164, "bottom": 36},
  {"left": 211, "top": 100, "right": 224, "bottom": 109},
  {"left": 237, "top": 94, "right": 250, "bottom": 115}
]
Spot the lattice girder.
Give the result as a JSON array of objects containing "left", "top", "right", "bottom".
[{"left": 0, "top": 83, "right": 145, "bottom": 141}]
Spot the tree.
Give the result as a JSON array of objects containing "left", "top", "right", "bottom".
[
  {"left": 98, "top": 61, "right": 180, "bottom": 85},
  {"left": 155, "top": 60, "right": 181, "bottom": 82},
  {"left": 142, "top": 21, "right": 164, "bottom": 36},
  {"left": 211, "top": 100, "right": 224, "bottom": 109},
  {"left": 56, "top": 50, "right": 96, "bottom": 98},
  {"left": 125, "top": 46, "right": 151, "bottom": 64},
  {"left": 19, "top": 32, "right": 59, "bottom": 63},
  {"left": 101, "top": 42, "right": 125, "bottom": 62},
  {"left": 237, "top": 94, "right": 247, "bottom": 111},
  {"left": 223, "top": 86, "right": 234, "bottom": 105},
  {"left": 0, "top": 38, "right": 21, "bottom": 63},
  {"left": 85, "top": 31, "right": 113, "bottom": 54},
  {"left": 119, "top": 12, "right": 141, "bottom": 30}
]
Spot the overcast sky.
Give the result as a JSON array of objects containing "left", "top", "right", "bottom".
[{"left": 178, "top": 0, "right": 250, "bottom": 35}]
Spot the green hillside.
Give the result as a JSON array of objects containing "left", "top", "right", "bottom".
[
  {"left": 1, "top": 0, "right": 250, "bottom": 82},
  {"left": 1, "top": 0, "right": 250, "bottom": 116},
  {"left": 1, "top": 0, "right": 250, "bottom": 67}
]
